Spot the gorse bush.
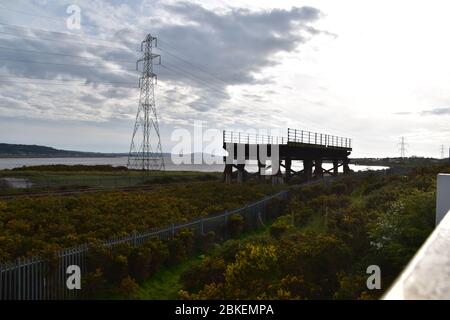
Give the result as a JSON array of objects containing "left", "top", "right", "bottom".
[
  {"left": 0, "top": 181, "right": 279, "bottom": 262},
  {"left": 179, "top": 165, "right": 450, "bottom": 300},
  {"left": 269, "top": 215, "right": 293, "bottom": 239},
  {"left": 227, "top": 214, "right": 244, "bottom": 238},
  {"left": 168, "top": 229, "right": 195, "bottom": 264}
]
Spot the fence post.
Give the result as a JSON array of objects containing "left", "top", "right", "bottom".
[
  {"left": 201, "top": 218, "right": 204, "bottom": 235},
  {"left": 171, "top": 223, "right": 175, "bottom": 238},
  {"left": 17, "top": 257, "right": 21, "bottom": 300},
  {"left": 133, "top": 231, "right": 137, "bottom": 247}
]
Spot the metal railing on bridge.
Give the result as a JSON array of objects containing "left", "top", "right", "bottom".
[
  {"left": 287, "top": 128, "right": 351, "bottom": 149},
  {"left": 223, "top": 131, "right": 287, "bottom": 145},
  {"left": 223, "top": 129, "right": 352, "bottom": 149}
]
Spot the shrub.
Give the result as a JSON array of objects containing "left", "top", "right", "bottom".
[
  {"left": 168, "top": 229, "right": 195, "bottom": 265},
  {"left": 128, "top": 246, "right": 153, "bottom": 282},
  {"left": 219, "top": 239, "right": 243, "bottom": 263},
  {"left": 270, "top": 215, "right": 293, "bottom": 239},
  {"left": 83, "top": 268, "right": 108, "bottom": 298},
  {"left": 180, "top": 256, "right": 226, "bottom": 292},
  {"left": 118, "top": 276, "right": 140, "bottom": 299},
  {"left": 145, "top": 238, "right": 169, "bottom": 274},
  {"left": 128, "top": 238, "right": 170, "bottom": 282},
  {"left": 195, "top": 231, "right": 216, "bottom": 252},
  {"left": 228, "top": 214, "right": 244, "bottom": 238},
  {"left": 0, "top": 181, "right": 278, "bottom": 260},
  {"left": 330, "top": 182, "right": 347, "bottom": 195},
  {"left": 85, "top": 243, "right": 130, "bottom": 285}
]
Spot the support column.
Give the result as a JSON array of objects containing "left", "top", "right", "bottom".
[
  {"left": 314, "top": 159, "right": 323, "bottom": 178},
  {"left": 237, "top": 164, "right": 245, "bottom": 184},
  {"left": 333, "top": 159, "right": 339, "bottom": 176},
  {"left": 258, "top": 161, "right": 266, "bottom": 182},
  {"left": 343, "top": 158, "right": 350, "bottom": 175},
  {"left": 303, "top": 159, "right": 313, "bottom": 181},
  {"left": 285, "top": 159, "right": 292, "bottom": 181},
  {"left": 272, "top": 160, "right": 284, "bottom": 185},
  {"left": 224, "top": 164, "right": 233, "bottom": 183}
]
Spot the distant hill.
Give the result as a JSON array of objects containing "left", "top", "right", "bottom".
[
  {"left": 0, "top": 143, "right": 123, "bottom": 158},
  {"left": 0, "top": 143, "right": 176, "bottom": 158}
]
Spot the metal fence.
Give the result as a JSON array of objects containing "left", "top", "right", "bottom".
[
  {"left": 0, "top": 189, "right": 289, "bottom": 300},
  {"left": 222, "top": 128, "right": 352, "bottom": 149},
  {"left": 287, "top": 128, "right": 352, "bottom": 149},
  {"left": 223, "top": 130, "right": 287, "bottom": 145}
]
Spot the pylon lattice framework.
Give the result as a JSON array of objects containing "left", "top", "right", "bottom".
[{"left": 127, "top": 34, "right": 165, "bottom": 171}]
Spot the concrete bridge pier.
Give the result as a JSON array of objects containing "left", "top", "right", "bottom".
[
  {"left": 343, "top": 158, "right": 350, "bottom": 174},
  {"left": 257, "top": 160, "right": 266, "bottom": 182},
  {"left": 314, "top": 159, "right": 323, "bottom": 178},
  {"left": 285, "top": 159, "right": 292, "bottom": 181},
  {"left": 303, "top": 159, "right": 313, "bottom": 181},
  {"left": 224, "top": 164, "right": 233, "bottom": 183},
  {"left": 272, "top": 160, "right": 284, "bottom": 185},
  {"left": 237, "top": 164, "right": 246, "bottom": 183},
  {"left": 333, "top": 159, "right": 339, "bottom": 176}
]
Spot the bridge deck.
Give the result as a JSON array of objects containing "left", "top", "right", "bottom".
[
  {"left": 223, "top": 128, "right": 352, "bottom": 161},
  {"left": 222, "top": 128, "right": 353, "bottom": 183}
]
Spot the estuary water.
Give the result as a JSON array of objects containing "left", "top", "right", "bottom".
[{"left": 0, "top": 156, "right": 388, "bottom": 172}]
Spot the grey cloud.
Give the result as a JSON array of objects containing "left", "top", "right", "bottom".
[
  {"left": 0, "top": 1, "right": 325, "bottom": 129},
  {"left": 155, "top": 2, "right": 322, "bottom": 88},
  {"left": 421, "top": 107, "right": 450, "bottom": 116},
  {"left": 393, "top": 111, "right": 413, "bottom": 115}
]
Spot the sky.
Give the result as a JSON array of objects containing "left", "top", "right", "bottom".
[{"left": 0, "top": 0, "right": 449, "bottom": 158}]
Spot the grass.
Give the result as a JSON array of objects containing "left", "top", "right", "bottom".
[
  {"left": 300, "top": 212, "right": 327, "bottom": 234},
  {"left": 0, "top": 167, "right": 221, "bottom": 195},
  {"left": 137, "top": 227, "right": 271, "bottom": 300},
  {"left": 138, "top": 256, "right": 203, "bottom": 300},
  {"left": 108, "top": 226, "right": 272, "bottom": 300}
]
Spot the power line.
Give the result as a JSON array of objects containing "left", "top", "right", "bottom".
[
  {"left": 0, "top": 80, "right": 136, "bottom": 87},
  {"left": 0, "top": 45, "right": 135, "bottom": 63},
  {"left": 156, "top": 44, "right": 229, "bottom": 85},
  {"left": 160, "top": 63, "right": 232, "bottom": 101},
  {"left": 0, "top": 30, "right": 133, "bottom": 51},
  {"left": 157, "top": 40, "right": 354, "bottom": 137},
  {"left": 0, "top": 57, "right": 136, "bottom": 72},
  {"left": 0, "top": 74, "right": 134, "bottom": 84},
  {"left": 0, "top": 4, "right": 64, "bottom": 22},
  {"left": 0, "top": 75, "right": 135, "bottom": 87},
  {"left": 0, "top": 6, "right": 139, "bottom": 47},
  {"left": 0, "top": 21, "right": 136, "bottom": 46}
]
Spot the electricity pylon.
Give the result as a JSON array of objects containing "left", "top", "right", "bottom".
[
  {"left": 398, "top": 137, "right": 408, "bottom": 158},
  {"left": 127, "top": 34, "right": 165, "bottom": 171}
]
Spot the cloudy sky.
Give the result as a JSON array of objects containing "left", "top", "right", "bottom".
[{"left": 0, "top": 0, "right": 449, "bottom": 158}]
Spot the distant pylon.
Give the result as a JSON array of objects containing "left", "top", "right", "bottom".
[
  {"left": 398, "top": 136, "right": 408, "bottom": 158},
  {"left": 127, "top": 34, "right": 165, "bottom": 171},
  {"left": 440, "top": 144, "right": 445, "bottom": 159}
]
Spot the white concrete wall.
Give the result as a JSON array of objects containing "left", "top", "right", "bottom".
[{"left": 436, "top": 174, "right": 450, "bottom": 225}]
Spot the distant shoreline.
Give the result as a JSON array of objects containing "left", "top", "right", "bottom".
[{"left": 0, "top": 155, "right": 129, "bottom": 159}]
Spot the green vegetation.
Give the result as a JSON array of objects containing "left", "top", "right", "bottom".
[
  {"left": 351, "top": 156, "right": 447, "bottom": 168},
  {"left": 137, "top": 255, "right": 203, "bottom": 300},
  {"left": 176, "top": 165, "right": 447, "bottom": 299},
  {"left": 0, "top": 165, "right": 221, "bottom": 194},
  {"left": 0, "top": 181, "right": 280, "bottom": 262},
  {"left": 0, "top": 164, "right": 445, "bottom": 300},
  {"left": 112, "top": 226, "right": 271, "bottom": 300}
]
